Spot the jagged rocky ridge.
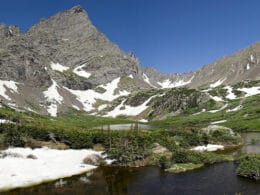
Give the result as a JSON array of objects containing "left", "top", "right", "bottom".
[{"left": 0, "top": 6, "right": 259, "bottom": 118}]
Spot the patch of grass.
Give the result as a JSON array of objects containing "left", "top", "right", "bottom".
[
  {"left": 237, "top": 154, "right": 260, "bottom": 180},
  {"left": 150, "top": 95, "right": 260, "bottom": 132},
  {"left": 166, "top": 163, "right": 204, "bottom": 173}
]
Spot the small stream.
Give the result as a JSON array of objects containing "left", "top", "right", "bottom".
[{"left": 3, "top": 132, "right": 260, "bottom": 195}]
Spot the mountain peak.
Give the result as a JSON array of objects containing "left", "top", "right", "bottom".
[{"left": 70, "top": 5, "right": 85, "bottom": 14}]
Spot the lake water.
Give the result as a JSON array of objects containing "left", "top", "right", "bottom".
[
  {"left": 95, "top": 123, "right": 169, "bottom": 131},
  {"left": 3, "top": 132, "right": 260, "bottom": 195},
  {"left": 94, "top": 123, "right": 159, "bottom": 131}
]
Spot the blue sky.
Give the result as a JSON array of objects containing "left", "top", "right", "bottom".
[{"left": 1, "top": 0, "right": 260, "bottom": 73}]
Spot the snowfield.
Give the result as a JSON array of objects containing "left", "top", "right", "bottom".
[
  {"left": 50, "top": 62, "right": 69, "bottom": 72},
  {"left": 208, "top": 104, "right": 228, "bottom": 113},
  {"left": 238, "top": 86, "right": 260, "bottom": 97},
  {"left": 224, "top": 86, "right": 236, "bottom": 100},
  {"left": 209, "top": 95, "right": 223, "bottom": 102},
  {"left": 65, "top": 77, "right": 130, "bottom": 112},
  {"left": 0, "top": 119, "right": 14, "bottom": 124},
  {"left": 0, "top": 80, "right": 19, "bottom": 101},
  {"left": 43, "top": 79, "right": 64, "bottom": 117},
  {"left": 142, "top": 73, "right": 157, "bottom": 88},
  {"left": 226, "top": 105, "right": 243, "bottom": 112},
  {"left": 0, "top": 147, "right": 108, "bottom": 192},
  {"left": 105, "top": 95, "right": 157, "bottom": 117},
  {"left": 209, "top": 78, "right": 226, "bottom": 88},
  {"left": 210, "top": 120, "right": 227, "bottom": 125},
  {"left": 157, "top": 76, "right": 194, "bottom": 89},
  {"left": 192, "top": 144, "right": 224, "bottom": 152},
  {"left": 73, "top": 64, "right": 91, "bottom": 79}
]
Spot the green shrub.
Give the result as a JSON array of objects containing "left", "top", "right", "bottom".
[{"left": 237, "top": 155, "right": 260, "bottom": 180}]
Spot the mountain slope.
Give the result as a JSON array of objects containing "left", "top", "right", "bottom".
[{"left": 0, "top": 5, "right": 259, "bottom": 118}]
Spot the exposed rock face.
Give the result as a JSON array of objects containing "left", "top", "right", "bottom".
[
  {"left": 27, "top": 6, "right": 141, "bottom": 87},
  {"left": 0, "top": 5, "right": 259, "bottom": 117}
]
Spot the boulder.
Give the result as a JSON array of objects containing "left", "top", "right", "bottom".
[
  {"left": 83, "top": 154, "right": 105, "bottom": 166},
  {"left": 26, "top": 154, "right": 38, "bottom": 159}
]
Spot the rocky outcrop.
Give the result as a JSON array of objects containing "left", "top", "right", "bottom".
[
  {"left": 83, "top": 154, "right": 105, "bottom": 166},
  {"left": 148, "top": 88, "right": 209, "bottom": 119}
]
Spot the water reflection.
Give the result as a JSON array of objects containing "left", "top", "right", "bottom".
[
  {"left": 240, "top": 132, "right": 260, "bottom": 154},
  {"left": 94, "top": 123, "right": 162, "bottom": 131},
  {"left": 5, "top": 164, "right": 260, "bottom": 195}
]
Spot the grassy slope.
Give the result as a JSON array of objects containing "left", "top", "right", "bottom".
[
  {"left": 149, "top": 95, "right": 260, "bottom": 132},
  {"left": 0, "top": 106, "right": 132, "bottom": 131}
]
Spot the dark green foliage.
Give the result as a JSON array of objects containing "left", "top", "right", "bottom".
[
  {"left": 159, "top": 156, "right": 171, "bottom": 169},
  {"left": 1, "top": 124, "right": 28, "bottom": 147},
  {"left": 149, "top": 88, "right": 207, "bottom": 119},
  {"left": 208, "top": 87, "right": 227, "bottom": 98},
  {"left": 172, "top": 149, "right": 231, "bottom": 164},
  {"left": 237, "top": 154, "right": 260, "bottom": 180},
  {"left": 125, "top": 89, "right": 159, "bottom": 107}
]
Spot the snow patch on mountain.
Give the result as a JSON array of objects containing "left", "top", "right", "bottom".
[
  {"left": 226, "top": 105, "right": 243, "bottom": 112},
  {"left": 250, "top": 54, "right": 254, "bottom": 62},
  {"left": 50, "top": 62, "right": 69, "bottom": 72},
  {"left": 157, "top": 76, "right": 194, "bottom": 89},
  {"left": 43, "top": 79, "right": 63, "bottom": 117},
  {"left": 210, "top": 120, "right": 227, "bottom": 125},
  {"left": 128, "top": 74, "right": 134, "bottom": 79},
  {"left": 246, "top": 64, "right": 250, "bottom": 70},
  {"left": 238, "top": 86, "right": 260, "bottom": 97},
  {"left": 209, "top": 95, "right": 223, "bottom": 102},
  {"left": 73, "top": 64, "right": 91, "bottom": 79},
  {"left": 0, "top": 119, "right": 14, "bottom": 124},
  {"left": 208, "top": 104, "right": 228, "bottom": 113},
  {"left": 210, "top": 78, "right": 226, "bottom": 88},
  {"left": 224, "top": 86, "right": 236, "bottom": 100},
  {"left": 105, "top": 95, "right": 156, "bottom": 117},
  {"left": 65, "top": 77, "right": 129, "bottom": 112},
  {"left": 0, "top": 80, "right": 19, "bottom": 101},
  {"left": 142, "top": 73, "right": 157, "bottom": 88},
  {"left": 192, "top": 144, "right": 224, "bottom": 152},
  {"left": 98, "top": 104, "right": 108, "bottom": 111}
]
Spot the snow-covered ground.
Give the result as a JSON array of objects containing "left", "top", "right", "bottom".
[
  {"left": 65, "top": 77, "right": 129, "bottom": 112},
  {"left": 226, "top": 105, "right": 243, "bottom": 112},
  {"left": 208, "top": 104, "right": 228, "bottom": 113},
  {"left": 238, "top": 86, "right": 260, "bottom": 97},
  {"left": 50, "top": 62, "right": 69, "bottom": 72},
  {"left": 0, "top": 147, "right": 107, "bottom": 192},
  {"left": 209, "top": 78, "right": 226, "bottom": 88},
  {"left": 191, "top": 144, "right": 224, "bottom": 152},
  {"left": 210, "top": 120, "right": 227, "bottom": 125},
  {"left": 0, "top": 119, "right": 14, "bottom": 124},
  {"left": 73, "top": 64, "right": 91, "bottom": 79},
  {"left": 142, "top": 73, "right": 157, "bottom": 88},
  {"left": 224, "top": 86, "right": 236, "bottom": 100},
  {"left": 105, "top": 95, "right": 156, "bottom": 117},
  {"left": 139, "top": 119, "right": 148, "bottom": 123},
  {"left": 157, "top": 76, "right": 194, "bottom": 89},
  {"left": 209, "top": 95, "right": 223, "bottom": 102},
  {"left": 43, "top": 79, "right": 63, "bottom": 117},
  {"left": 0, "top": 80, "right": 19, "bottom": 101}
]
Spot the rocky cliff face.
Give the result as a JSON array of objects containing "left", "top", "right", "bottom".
[{"left": 0, "top": 5, "right": 259, "bottom": 118}]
